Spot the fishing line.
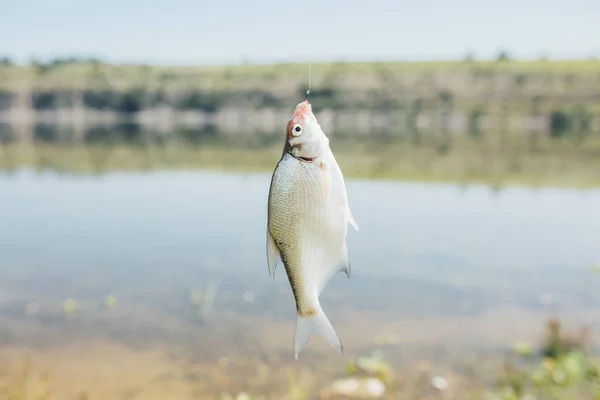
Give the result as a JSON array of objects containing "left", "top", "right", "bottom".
[{"left": 304, "top": 62, "right": 312, "bottom": 101}]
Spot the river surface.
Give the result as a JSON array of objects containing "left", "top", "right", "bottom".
[{"left": 0, "top": 168, "right": 599, "bottom": 396}]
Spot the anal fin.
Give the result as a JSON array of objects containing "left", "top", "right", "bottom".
[{"left": 266, "top": 228, "right": 281, "bottom": 279}]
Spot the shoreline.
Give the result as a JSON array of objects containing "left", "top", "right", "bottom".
[{"left": 0, "top": 309, "right": 598, "bottom": 399}]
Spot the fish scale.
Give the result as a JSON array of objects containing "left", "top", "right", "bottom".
[{"left": 268, "top": 154, "right": 326, "bottom": 316}]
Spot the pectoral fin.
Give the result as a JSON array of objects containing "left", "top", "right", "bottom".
[
  {"left": 320, "top": 162, "right": 331, "bottom": 203},
  {"left": 347, "top": 207, "right": 359, "bottom": 232},
  {"left": 266, "top": 228, "right": 281, "bottom": 279}
]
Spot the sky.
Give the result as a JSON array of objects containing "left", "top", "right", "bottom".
[{"left": 1, "top": 0, "right": 599, "bottom": 65}]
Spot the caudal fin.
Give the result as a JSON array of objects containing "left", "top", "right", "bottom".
[{"left": 294, "top": 305, "right": 343, "bottom": 359}]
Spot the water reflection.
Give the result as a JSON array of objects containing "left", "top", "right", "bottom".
[
  {"left": 1, "top": 169, "right": 599, "bottom": 343},
  {"left": 1, "top": 122, "right": 268, "bottom": 146}
]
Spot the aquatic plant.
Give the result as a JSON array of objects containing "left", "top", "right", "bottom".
[
  {"left": 190, "top": 280, "right": 219, "bottom": 318},
  {"left": 103, "top": 294, "right": 118, "bottom": 309},
  {"left": 61, "top": 298, "right": 77, "bottom": 315}
]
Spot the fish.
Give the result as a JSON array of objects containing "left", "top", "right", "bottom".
[{"left": 266, "top": 99, "right": 359, "bottom": 359}]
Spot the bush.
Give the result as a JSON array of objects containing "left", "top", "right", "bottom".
[
  {"left": 83, "top": 90, "right": 149, "bottom": 112},
  {"left": 549, "top": 110, "right": 572, "bottom": 139},
  {"left": 0, "top": 123, "right": 14, "bottom": 143},
  {"left": 439, "top": 90, "right": 454, "bottom": 106},
  {"left": 115, "top": 90, "right": 145, "bottom": 113},
  {"left": 83, "top": 91, "right": 118, "bottom": 110},
  {"left": 248, "top": 91, "right": 280, "bottom": 108},
  {"left": 570, "top": 105, "right": 593, "bottom": 142},
  {"left": 33, "top": 124, "right": 58, "bottom": 142},
  {"left": 84, "top": 125, "right": 113, "bottom": 144},
  {"left": 0, "top": 91, "right": 14, "bottom": 110},
  {"left": 116, "top": 122, "right": 143, "bottom": 143},
  {"left": 144, "top": 90, "right": 168, "bottom": 108},
  {"left": 469, "top": 108, "right": 484, "bottom": 138},
  {"left": 30, "top": 91, "right": 75, "bottom": 110},
  {"left": 496, "top": 50, "right": 511, "bottom": 62},
  {"left": 175, "top": 90, "right": 222, "bottom": 112},
  {"left": 32, "top": 92, "right": 58, "bottom": 110}
]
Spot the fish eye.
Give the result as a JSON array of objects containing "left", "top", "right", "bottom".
[{"left": 291, "top": 124, "right": 303, "bottom": 137}]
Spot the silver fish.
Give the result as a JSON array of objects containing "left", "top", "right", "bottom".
[{"left": 266, "top": 100, "right": 359, "bottom": 359}]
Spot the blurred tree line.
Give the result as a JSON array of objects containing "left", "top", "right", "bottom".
[{"left": 0, "top": 54, "right": 598, "bottom": 142}]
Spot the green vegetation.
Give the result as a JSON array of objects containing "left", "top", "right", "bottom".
[
  {"left": 0, "top": 57, "right": 599, "bottom": 187},
  {"left": 217, "top": 317, "right": 600, "bottom": 399},
  {"left": 2, "top": 316, "right": 598, "bottom": 399},
  {"left": 1, "top": 57, "right": 599, "bottom": 114}
]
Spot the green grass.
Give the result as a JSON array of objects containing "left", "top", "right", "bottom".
[{"left": 1, "top": 58, "right": 599, "bottom": 92}]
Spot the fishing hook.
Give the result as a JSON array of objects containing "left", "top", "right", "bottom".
[{"left": 304, "top": 62, "right": 311, "bottom": 101}]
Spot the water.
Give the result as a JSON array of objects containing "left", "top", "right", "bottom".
[{"left": 1, "top": 168, "right": 599, "bottom": 396}]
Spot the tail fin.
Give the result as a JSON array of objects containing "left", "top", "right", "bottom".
[{"left": 294, "top": 304, "right": 343, "bottom": 359}]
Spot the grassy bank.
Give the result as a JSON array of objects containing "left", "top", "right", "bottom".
[
  {"left": 2, "top": 58, "right": 599, "bottom": 149},
  {"left": 2, "top": 59, "right": 600, "bottom": 91},
  {"left": 1, "top": 58, "right": 599, "bottom": 117},
  {"left": 2, "top": 136, "right": 600, "bottom": 189}
]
